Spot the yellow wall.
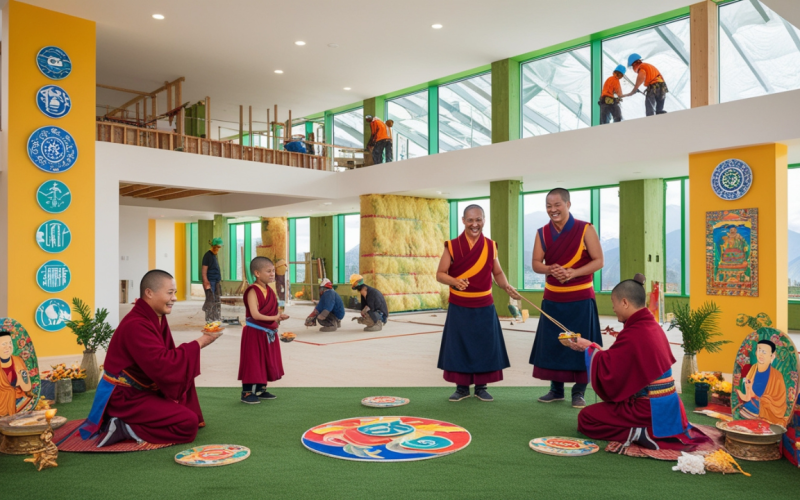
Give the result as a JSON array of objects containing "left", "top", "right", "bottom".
[
  {"left": 690, "top": 144, "right": 788, "bottom": 372},
  {"left": 2, "top": 2, "right": 96, "bottom": 357},
  {"left": 174, "top": 223, "right": 187, "bottom": 301},
  {"left": 148, "top": 219, "right": 156, "bottom": 270}
]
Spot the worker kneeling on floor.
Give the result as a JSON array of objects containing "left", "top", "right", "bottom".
[
  {"left": 304, "top": 279, "right": 345, "bottom": 332},
  {"left": 350, "top": 274, "right": 389, "bottom": 332}
]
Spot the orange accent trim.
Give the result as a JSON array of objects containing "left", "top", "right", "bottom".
[
  {"left": 447, "top": 240, "right": 454, "bottom": 258},
  {"left": 450, "top": 289, "right": 492, "bottom": 298},
  {"left": 544, "top": 281, "right": 594, "bottom": 293},
  {"left": 563, "top": 225, "right": 589, "bottom": 269},
  {"left": 455, "top": 238, "right": 489, "bottom": 280}
]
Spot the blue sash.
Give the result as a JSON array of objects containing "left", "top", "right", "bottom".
[
  {"left": 77, "top": 370, "right": 157, "bottom": 440},
  {"left": 646, "top": 369, "right": 692, "bottom": 439},
  {"left": 246, "top": 320, "right": 277, "bottom": 343}
]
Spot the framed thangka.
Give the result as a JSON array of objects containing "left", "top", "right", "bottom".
[
  {"left": 706, "top": 208, "right": 758, "bottom": 297},
  {"left": 0, "top": 318, "right": 41, "bottom": 416}
]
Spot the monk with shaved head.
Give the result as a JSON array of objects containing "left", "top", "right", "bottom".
[{"left": 80, "top": 269, "right": 219, "bottom": 447}]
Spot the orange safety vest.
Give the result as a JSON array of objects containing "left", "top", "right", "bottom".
[
  {"left": 370, "top": 119, "right": 390, "bottom": 142},
  {"left": 637, "top": 62, "right": 664, "bottom": 86},
  {"left": 601, "top": 76, "right": 622, "bottom": 99}
]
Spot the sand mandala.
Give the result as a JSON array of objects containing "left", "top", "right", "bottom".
[
  {"left": 174, "top": 444, "right": 250, "bottom": 467},
  {"left": 361, "top": 396, "right": 410, "bottom": 408},
  {"left": 529, "top": 437, "right": 599, "bottom": 457},
  {"left": 301, "top": 416, "right": 470, "bottom": 462}
]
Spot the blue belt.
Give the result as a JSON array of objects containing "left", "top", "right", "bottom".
[{"left": 246, "top": 320, "right": 277, "bottom": 343}]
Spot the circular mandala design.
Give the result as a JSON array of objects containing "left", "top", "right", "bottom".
[
  {"left": 361, "top": 396, "right": 410, "bottom": 408},
  {"left": 36, "top": 46, "right": 72, "bottom": 80},
  {"left": 36, "top": 85, "right": 71, "bottom": 118},
  {"left": 711, "top": 159, "right": 752, "bottom": 201},
  {"left": 529, "top": 436, "right": 599, "bottom": 457},
  {"left": 175, "top": 444, "right": 251, "bottom": 467},
  {"left": 27, "top": 127, "right": 78, "bottom": 173}
]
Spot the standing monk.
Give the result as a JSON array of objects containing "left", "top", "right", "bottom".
[
  {"left": 80, "top": 270, "right": 218, "bottom": 446},
  {"left": 530, "top": 188, "right": 603, "bottom": 408},
  {"left": 437, "top": 205, "right": 520, "bottom": 402}
]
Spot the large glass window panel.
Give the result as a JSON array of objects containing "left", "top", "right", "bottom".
[
  {"left": 522, "top": 46, "right": 592, "bottom": 137},
  {"left": 291, "top": 123, "right": 306, "bottom": 138},
  {"left": 233, "top": 224, "right": 245, "bottom": 281},
  {"left": 387, "top": 91, "right": 429, "bottom": 160},
  {"left": 789, "top": 169, "right": 800, "bottom": 298},
  {"left": 602, "top": 18, "right": 691, "bottom": 120},
  {"left": 665, "top": 180, "right": 683, "bottom": 294},
  {"left": 455, "top": 199, "right": 491, "bottom": 239},
  {"left": 684, "top": 181, "right": 690, "bottom": 293},
  {"left": 439, "top": 74, "right": 492, "bottom": 152},
  {"left": 332, "top": 108, "right": 364, "bottom": 158},
  {"left": 720, "top": 1, "right": 800, "bottom": 103},
  {"left": 599, "top": 187, "right": 620, "bottom": 291},
  {"left": 344, "top": 214, "right": 360, "bottom": 280},
  {"left": 294, "top": 218, "right": 310, "bottom": 283}
]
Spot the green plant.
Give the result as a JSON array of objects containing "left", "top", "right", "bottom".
[
  {"left": 667, "top": 301, "right": 731, "bottom": 355},
  {"left": 64, "top": 298, "right": 115, "bottom": 353}
]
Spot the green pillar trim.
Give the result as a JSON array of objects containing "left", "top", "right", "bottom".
[
  {"left": 305, "top": 121, "right": 314, "bottom": 140},
  {"left": 310, "top": 216, "right": 336, "bottom": 282},
  {"left": 449, "top": 201, "right": 458, "bottom": 239},
  {"left": 288, "top": 219, "right": 297, "bottom": 283},
  {"left": 591, "top": 40, "right": 602, "bottom": 127},
  {"left": 619, "top": 180, "right": 664, "bottom": 286},
  {"left": 428, "top": 86, "right": 439, "bottom": 155},
  {"left": 197, "top": 220, "right": 214, "bottom": 282},
  {"left": 490, "top": 180, "right": 522, "bottom": 313},
  {"left": 213, "top": 214, "right": 230, "bottom": 280},
  {"left": 590, "top": 188, "right": 601, "bottom": 290},
  {"left": 363, "top": 97, "right": 386, "bottom": 146},
  {"left": 491, "top": 59, "right": 521, "bottom": 144},
  {"left": 324, "top": 111, "right": 334, "bottom": 158}
]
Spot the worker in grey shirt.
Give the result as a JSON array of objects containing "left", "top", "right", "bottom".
[{"left": 349, "top": 274, "right": 389, "bottom": 332}]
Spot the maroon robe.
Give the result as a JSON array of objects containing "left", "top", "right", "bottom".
[
  {"left": 103, "top": 299, "right": 203, "bottom": 444},
  {"left": 238, "top": 284, "right": 284, "bottom": 385}
]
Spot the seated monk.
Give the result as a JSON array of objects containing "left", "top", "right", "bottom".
[
  {"left": 571, "top": 275, "right": 702, "bottom": 450},
  {"left": 79, "top": 270, "right": 218, "bottom": 446}
]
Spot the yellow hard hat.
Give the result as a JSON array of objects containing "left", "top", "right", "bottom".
[{"left": 349, "top": 274, "right": 364, "bottom": 289}]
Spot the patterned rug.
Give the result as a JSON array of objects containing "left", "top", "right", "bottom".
[
  {"left": 54, "top": 420, "right": 175, "bottom": 453},
  {"left": 604, "top": 424, "right": 724, "bottom": 461}
]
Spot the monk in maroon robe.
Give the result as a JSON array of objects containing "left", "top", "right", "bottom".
[
  {"left": 572, "top": 276, "right": 701, "bottom": 450},
  {"left": 80, "top": 270, "right": 218, "bottom": 446}
]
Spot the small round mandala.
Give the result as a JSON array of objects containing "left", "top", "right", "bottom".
[{"left": 711, "top": 159, "right": 752, "bottom": 201}]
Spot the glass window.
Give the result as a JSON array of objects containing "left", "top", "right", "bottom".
[
  {"left": 665, "top": 180, "right": 683, "bottom": 294},
  {"left": 522, "top": 46, "right": 592, "bottom": 137},
  {"left": 343, "top": 214, "right": 360, "bottom": 280},
  {"left": 455, "top": 199, "right": 491, "bottom": 239},
  {"left": 232, "top": 224, "right": 245, "bottom": 281},
  {"left": 720, "top": 0, "right": 800, "bottom": 103},
  {"left": 684, "top": 181, "right": 690, "bottom": 293},
  {"left": 599, "top": 187, "right": 619, "bottom": 291},
  {"left": 789, "top": 168, "right": 800, "bottom": 298},
  {"left": 387, "top": 91, "right": 429, "bottom": 160},
  {"left": 294, "top": 218, "right": 310, "bottom": 283},
  {"left": 291, "top": 123, "right": 306, "bottom": 138},
  {"left": 602, "top": 18, "right": 691, "bottom": 120},
  {"left": 439, "top": 74, "right": 492, "bottom": 152},
  {"left": 332, "top": 108, "right": 364, "bottom": 158}
]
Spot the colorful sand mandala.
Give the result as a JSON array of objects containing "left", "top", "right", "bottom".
[
  {"left": 529, "top": 437, "right": 599, "bottom": 457},
  {"left": 301, "top": 416, "right": 470, "bottom": 462},
  {"left": 361, "top": 396, "right": 410, "bottom": 408},
  {"left": 175, "top": 444, "right": 250, "bottom": 467}
]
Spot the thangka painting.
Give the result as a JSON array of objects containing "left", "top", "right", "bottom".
[
  {"left": 706, "top": 208, "right": 758, "bottom": 297},
  {"left": 0, "top": 318, "right": 41, "bottom": 416},
  {"left": 731, "top": 326, "right": 798, "bottom": 428}
]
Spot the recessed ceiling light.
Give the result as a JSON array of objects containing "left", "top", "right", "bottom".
[
  {"left": 432, "top": 23, "right": 443, "bottom": 29},
  {"left": 274, "top": 70, "right": 284, "bottom": 74},
  {"left": 295, "top": 41, "right": 306, "bottom": 46},
  {"left": 152, "top": 14, "right": 165, "bottom": 20},
  {"left": 328, "top": 43, "right": 339, "bottom": 48},
  {"left": 343, "top": 87, "right": 351, "bottom": 90}
]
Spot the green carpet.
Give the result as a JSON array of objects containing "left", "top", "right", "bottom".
[{"left": 2, "top": 387, "right": 797, "bottom": 499}]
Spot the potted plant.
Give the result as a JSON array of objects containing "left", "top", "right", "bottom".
[
  {"left": 64, "top": 298, "right": 115, "bottom": 391},
  {"left": 667, "top": 301, "right": 731, "bottom": 396}
]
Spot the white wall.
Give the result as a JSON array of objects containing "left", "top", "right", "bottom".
[
  {"left": 155, "top": 219, "right": 175, "bottom": 275},
  {"left": 119, "top": 206, "right": 149, "bottom": 304}
]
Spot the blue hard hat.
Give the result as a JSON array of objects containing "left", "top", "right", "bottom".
[
  {"left": 614, "top": 64, "right": 626, "bottom": 75},
  {"left": 627, "top": 53, "right": 642, "bottom": 67}
]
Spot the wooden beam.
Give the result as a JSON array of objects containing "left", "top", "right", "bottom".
[
  {"left": 155, "top": 190, "right": 217, "bottom": 201},
  {"left": 119, "top": 184, "right": 150, "bottom": 196},
  {"left": 106, "top": 94, "right": 148, "bottom": 117},
  {"left": 97, "top": 83, "right": 154, "bottom": 96},
  {"left": 150, "top": 77, "right": 185, "bottom": 96},
  {"left": 126, "top": 186, "right": 170, "bottom": 198},
  {"left": 205, "top": 96, "right": 210, "bottom": 139},
  {"left": 249, "top": 106, "right": 253, "bottom": 151},
  {"left": 239, "top": 105, "right": 244, "bottom": 146},
  {"left": 176, "top": 79, "right": 183, "bottom": 136},
  {"left": 136, "top": 188, "right": 188, "bottom": 199},
  {"left": 166, "top": 81, "right": 173, "bottom": 125},
  {"left": 690, "top": 0, "right": 719, "bottom": 107}
]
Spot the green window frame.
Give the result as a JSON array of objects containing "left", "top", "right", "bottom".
[
  {"left": 289, "top": 217, "right": 311, "bottom": 284},
  {"left": 335, "top": 213, "right": 360, "bottom": 284},
  {"left": 229, "top": 221, "right": 261, "bottom": 283},
  {"left": 789, "top": 164, "right": 800, "bottom": 302},
  {"left": 663, "top": 177, "right": 690, "bottom": 297},
  {"left": 189, "top": 222, "right": 199, "bottom": 283}
]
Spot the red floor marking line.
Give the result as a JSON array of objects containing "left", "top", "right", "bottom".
[
  {"left": 360, "top": 254, "right": 440, "bottom": 258},
  {"left": 293, "top": 330, "right": 440, "bottom": 346}
]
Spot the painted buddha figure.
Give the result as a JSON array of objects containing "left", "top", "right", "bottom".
[
  {"left": 0, "top": 330, "right": 33, "bottom": 416},
  {"left": 718, "top": 225, "right": 749, "bottom": 282},
  {"left": 736, "top": 340, "right": 787, "bottom": 426}
]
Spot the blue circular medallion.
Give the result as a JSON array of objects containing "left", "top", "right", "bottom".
[
  {"left": 36, "top": 260, "right": 71, "bottom": 293},
  {"left": 35, "top": 298, "right": 71, "bottom": 332},
  {"left": 36, "top": 46, "right": 72, "bottom": 80},
  {"left": 27, "top": 126, "right": 78, "bottom": 173},
  {"left": 36, "top": 85, "right": 72, "bottom": 118},
  {"left": 36, "top": 220, "right": 72, "bottom": 253},
  {"left": 711, "top": 159, "right": 753, "bottom": 201},
  {"left": 36, "top": 180, "right": 72, "bottom": 214}
]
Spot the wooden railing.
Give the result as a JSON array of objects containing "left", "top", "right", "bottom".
[{"left": 96, "top": 121, "right": 333, "bottom": 171}]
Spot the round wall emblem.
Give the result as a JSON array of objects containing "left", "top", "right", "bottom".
[
  {"left": 35, "top": 299, "right": 71, "bottom": 332},
  {"left": 711, "top": 159, "right": 753, "bottom": 201},
  {"left": 37, "top": 85, "right": 72, "bottom": 118},
  {"left": 27, "top": 126, "right": 78, "bottom": 173},
  {"left": 36, "top": 46, "right": 72, "bottom": 80},
  {"left": 36, "top": 260, "right": 71, "bottom": 293},
  {"left": 36, "top": 180, "right": 72, "bottom": 213},
  {"left": 36, "top": 220, "right": 72, "bottom": 253}
]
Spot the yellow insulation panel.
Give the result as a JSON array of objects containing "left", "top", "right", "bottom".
[{"left": 256, "top": 217, "right": 288, "bottom": 262}]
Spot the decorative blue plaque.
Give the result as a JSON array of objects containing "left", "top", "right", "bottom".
[
  {"left": 27, "top": 126, "right": 78, "bottom": 173},
  {"left": 35, "top": 298, "right": 71, "bottom": 332},
  {"left": 711, "top": 159, "right": 753, "bottom": 201},
  {"left": 36, "top": 46, "right": 72, "bottom": 80},
  {"left": 36, "top": 260, "right": 71, "bottom": 293},
  {"left": 36, "top": 220, "right": 71, "bottom": 253},
  {"left": 36, "top": 180, "right": 72, "bottom": 213},
  {"left": 36, "top": 85, "right": 72, "bottom": 118}
]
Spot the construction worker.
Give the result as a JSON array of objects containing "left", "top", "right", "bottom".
[
  {"left": 599, "top": 65, "right": 626, "bottom": 125},
  {"left": 304, "top": 279, "right": 345, "bottom": 332},
  {"left": 365, "top": 115, "right": 393, "bottom": 165},
  {"left": 350, "top": 274, "right": 389, "bottom": 332},
  {"left": 283, "top": 135, "right": 308, "bottom": 154},
  {"left": 623, "top": 53, "right": 668, "bottom": 116}
]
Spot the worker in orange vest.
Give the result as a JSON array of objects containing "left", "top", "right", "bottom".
[
  {"left": 365, "top": 115, "right": 393, "bottom": 164},
  {"left": 623, "top": 53, "right": 668, "bottom": 116},
  {"left": 599, "top": 65, "right": 626, "bottom": 124}
]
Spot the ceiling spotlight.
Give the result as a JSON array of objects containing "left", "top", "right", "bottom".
[
  {"left": 274, "top": 70, "right": 284, "bottom": 74},
  {"left": 323, "top": 202, "right": 333, "bottom": 206},
  {"left": 328, "top": 43, "right": 339, "bottom": 48},
  {"left": 432, "top": 23, "right": 443, "bottom": 29},
  {"left": 295, "top": 41, "right": 306, "bottom": 46},
  {"left": 343, "top": 87, "right": 351, "bottom": 91},
  {"left": 152, "top": 14, "right": 165, "bottom": 20}
]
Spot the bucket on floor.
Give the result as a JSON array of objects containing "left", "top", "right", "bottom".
[
  {"left": 71, "top": 378, "right": 86, "bottom": 394},
  {"left": 41, "top": 379, "right": 56, "bottom": 401}
]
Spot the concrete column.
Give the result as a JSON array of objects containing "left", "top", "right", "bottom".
[
  {"left": 491, "top": 59, "right": 521, "bottom": 143},
  {"left": 490, "top": 180, "right": 522, "bottom": 313},
  {"left": 213, "top": 214, "right": 229, "bottom": 280},
  {"left": 619, "top": 179, "right": 664, "bottom": 285},
  {"left": 310, "top": 216, "right": 338, "bottom": 282},
  {"left": 197, "top": 220, "right": 213, "bottom": 282},
  {"left": 690, "top": 0, "right": 719, "bottom": 107}
]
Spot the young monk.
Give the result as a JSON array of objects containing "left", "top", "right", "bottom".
[{"left": 238, "top": 257, "right": 289, "bottom": 404}]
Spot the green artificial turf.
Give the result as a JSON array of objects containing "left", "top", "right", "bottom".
[{"left": 2, "top": 387, "right": 797, "bottom": 500}]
